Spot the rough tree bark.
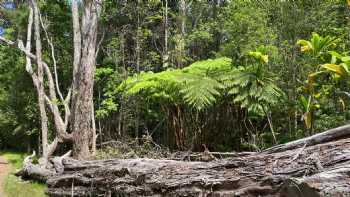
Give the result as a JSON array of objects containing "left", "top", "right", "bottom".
[
  {"left": 70, "top": 0, "right": 102, "bottom": 160},
  {"left": 17, "top": 124, "right": 350, "bottom": 197},
  {"left": 32, "top": 0, "right": 50, "bottom": 160}
]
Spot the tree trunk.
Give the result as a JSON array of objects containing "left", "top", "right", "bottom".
[
  {"left": 163, "top": 0, "right": 169, "bottom": 68},
  {"left": 91, "top": 104, "right": 97, "bottom": 155},
  {"left": 71, "top": 0, "right": 102, "bottom": 160},
  {"left": 178, "top": 0, "right": 186, "bottom": 68},
  {"left": 32, "top": 0, "right": 49, "bottom": 160}
]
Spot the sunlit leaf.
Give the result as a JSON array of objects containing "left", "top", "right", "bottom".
[
  {"left": 299, "top": 95, "right": 308, "bottom": 110},
  {"left": 297, "top": 39, "right": 313, "bottom": 53},
  {"left": 321, "top": 63, "right": 347, "bottom": 77},
  {"left": 339, "top": 98, "right": 346, "bottom": 111},
  {"left": 301, "top": 45, "right": 311, "bottom": 52},
  {"left": 341, "top": 56, "right": 350, "bottom": 62},
  {"left": 261, "top": 55, "right": 268, "bottom": 63},
  {"left": 307, "top": 71, "right": 323, "bottom": 85},
  {"left": 340, "top": 63, "right": 350, "bottom": 73},
  {"left": 303, "top": 112, "right": 312, "bottom": 129},
  {"left": 314, "top": 93, "right": 321, "bottom": 99}
]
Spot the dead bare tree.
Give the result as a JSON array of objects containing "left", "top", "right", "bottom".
[{"left": 0, "top": 0, "right": 103, "bottom": 161}]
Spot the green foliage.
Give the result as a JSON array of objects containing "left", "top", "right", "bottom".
[
  {"left": 120, "top": 53, "right": 284, "bottom": 115},
  {"left": 119, "top": 58, "right": 231, "bottom": 110},
  {"left": 297, "top": 32, "right": 339, "bottom": 58},
  {"left": 95, "top": 67, "right": 121, "bottom": 119},
  {"left": 179, "top": 58, "right": 231, "bottom": 110},
  {"left": 2, "top": 0, "right": 350, "bottom": 153},
  {"left": 222, "top": 51, "right": 285, "bottom": 116},
  {"left": 219, "top": 1, "right": 276, "bottom": 62},
  {"left": 297, "top": 32, "right": 350, "bottom": 131}
]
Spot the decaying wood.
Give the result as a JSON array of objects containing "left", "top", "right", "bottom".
[
  {"left": 16, "top": 151, "right": 72, "bottom": 183},
  {"left": 41, "top": 124, "right": 350, "bottom": 197},
  {"left": 178, "top": 151, "right": 255, "bottom": 161},
  {"left": 264, "top": 123, "right": 350, "bottom": 153}
]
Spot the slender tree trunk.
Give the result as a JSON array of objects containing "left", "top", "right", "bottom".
[
  {"left": 163, "top": 0, "right": 169, "bottom": 68},
  {"left": 292, "top": 50, "right": 298, "bottom": 138},
  {"left": 177, "top": 0, "right": 186, "bottom": 68},
  {"left": 91, "top": 104, "right": 97, "bottom": 155},
  {"left": 32, "top": 0, "right": 49, "bottom": 159},
  {"left": 134, "top": 0, "right": 141, "bottom": 142},
  {"left": 136, "top": 2, "right": 141, "bottom": 73},
  {"left": 118, "top": 32, "right": 126, "bottom": 137}
]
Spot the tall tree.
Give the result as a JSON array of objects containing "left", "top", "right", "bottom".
[{"left": 70, "top": 0, "right": 103, "bottom": 159}]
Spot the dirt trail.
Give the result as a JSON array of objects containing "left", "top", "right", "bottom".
[{"left": 0, "top": 156, "right": 9, "bottom": 197}]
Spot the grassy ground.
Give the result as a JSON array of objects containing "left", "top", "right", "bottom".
[{"left": 1, "top": 151, "right": 47, "bottom": 197}]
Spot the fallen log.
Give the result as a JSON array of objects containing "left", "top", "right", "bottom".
[
  {"left": 173, "top": 151, "right": 256, "bottom": 161},
  {"left": 43, "top": 124, "right": 350, "bottom": 196},
  {"left": 264, "top": 124, "right": 350, "bottom": 153},
  {"left": 280, "top": 165, "right": 350, "bottom": 197},
  {"left": 16, "top": 150, "right": 71, "bottom": 182}
]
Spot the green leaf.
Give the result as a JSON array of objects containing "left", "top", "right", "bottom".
[
  {"left": 321, "top": 63, "right": 348, "bottom": 77},
  {"left": 297, "top": 39, "right": 313, "bottom": 52},
  {"left": 303, "top": 112, "right": 312, "bottom": 129},
  {"left": 341, "top": 56, "right": 350, "bottom": 62}
]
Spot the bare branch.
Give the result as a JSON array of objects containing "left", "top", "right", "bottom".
[
  {"left": 0, "top": 36, "right": 15, "bottom": 45},
  {"left": 0, "top": 30, "right": 73, "bottom": 142},
  {"left": 44, "top": 95, "right": 54, "bottom": 112},
  {"left": 23, "top": 6, "right": 40, "bottom": 90},
  {"left": 340, "top": 91, "right": 350, "bottom": 98},
  {"left": 95, "top": 30, "right": 105, "bottom": 58},
  {"left": 64, "top": 89, "right": 72, "bottom": 128},
  {"left": 47, "top": 137, "right": 59, "bottom": 158},
  {"left": 39, "top": 13, "right": 65, "bottom": 103}
]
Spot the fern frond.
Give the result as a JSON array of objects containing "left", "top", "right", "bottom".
[{"left": 181, "top": 76, "right": 224, "bottom": 110}]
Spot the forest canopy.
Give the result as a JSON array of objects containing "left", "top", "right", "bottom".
[{"left": 0, "top": 0, "right": 350, "bottom": 154}]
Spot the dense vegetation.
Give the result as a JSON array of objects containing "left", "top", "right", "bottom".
[{"left": 1, "top": 0, "right": 350, "bottom": 154}]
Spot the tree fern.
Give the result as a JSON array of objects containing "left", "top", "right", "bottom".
[
  {"left": 220, "top": 52, "right": 285, "bottom": 116},
  {"left": 119, "top": 55, "right": 284, "bottom": 114},
  {"left": 179, "top": 74, "right": 224, "bottom": 110},
  {"left": 119, "top": 58, "right": 232, "bottom": 110}
]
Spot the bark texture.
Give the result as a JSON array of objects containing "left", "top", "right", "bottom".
[
  {"left": 71, "top": 0, "right": 102, "bottom": 160},
  {"left": 43, "top": 125, "right": 350, "bottom": 197}
]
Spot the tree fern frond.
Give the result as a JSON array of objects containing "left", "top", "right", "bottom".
[{"left": 181, "top": 76, "right": 223, "bottom": 110}]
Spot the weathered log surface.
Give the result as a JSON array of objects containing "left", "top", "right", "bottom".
[
  {"left": 44, "top": 125, "right": 350, "bottom": 197},
  {"left": 16, "top": 150, "right": 71, "bottom": 182},
  {"left": 264, "top": 124, "right": 350, "bottom": 153}
]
